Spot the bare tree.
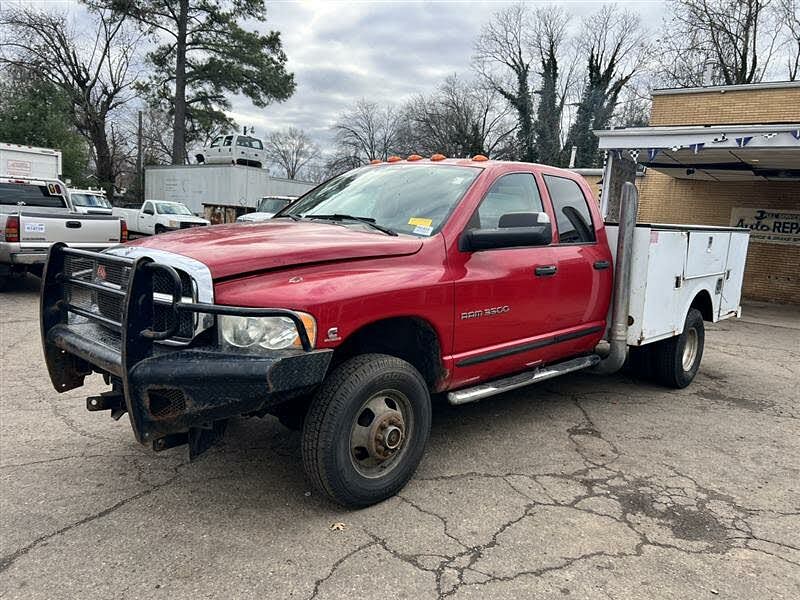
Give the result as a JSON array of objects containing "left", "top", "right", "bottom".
[
  {"left": 333, "top": 99, "right": 402, "bottom": 162},
  {"left": 0, "top": 6, "right": 140, "bottom": 196},
  {"left": 657, "top": 0, "right": 783, "bottom": 86},
  {"left": 265, "top": 127, "right": 320, "bottom": 180},
  {"left": 564, "top": 5, "right": 649, "bottom": 167},
  {"left": 780, "top": 0, "right": 800, "bottom": 80},
  {"left": 473, "top": 3, "right": 537, "bottom": 161},
  {"left": 399, "top": 75, "right": 514, "bottom": 158},
  {"left": 531, "top": 6, "right": 577, "bottom": 166}
]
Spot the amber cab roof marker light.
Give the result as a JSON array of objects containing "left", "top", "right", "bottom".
[
  {"left": 369, "top": 159, "right": 382, "bottom": 165},
  {"left": 406, "top": 154, "right": 423, "bottom": 161},
  {"left": 387, "top": 156, "right": 402, "bottom": 163},
  {"left": 472, "top": 155, "right": 489, "bottom": 162},
  {"left": 430, "top": 154, "right": 446, "bottom": 161}
]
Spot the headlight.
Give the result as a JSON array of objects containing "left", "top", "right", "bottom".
[
  {"left": 168, "top": 220, "right": 179, "bottom": 228},
  {"left": 219, "top": 312, "right": 316, "bottom": 351}
]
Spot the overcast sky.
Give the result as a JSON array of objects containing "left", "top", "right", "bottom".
[
  {"left": 240, "top": 1, "right": 667, "bottom": 146},
  {"left": 25, "top": 0, "right": 668, "bottom": 147}
]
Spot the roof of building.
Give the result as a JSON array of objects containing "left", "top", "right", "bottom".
[{"left": 651, "top": 80, "right": 800, "bottom": 96}]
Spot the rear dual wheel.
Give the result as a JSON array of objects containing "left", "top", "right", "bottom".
[
  {"left": 646, "top": 308, "right": 705, "bottom": 388},
  {"left": 302, "top": 354, "right": 431, "bottom": 508}
]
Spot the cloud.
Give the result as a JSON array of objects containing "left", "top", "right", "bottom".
[{"left": 237, "top": 1, "right": 667, "bottom": 149}]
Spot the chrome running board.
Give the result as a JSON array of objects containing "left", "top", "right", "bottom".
[{"left": 447, "top": 355, "right": 601, "bottom": 405}]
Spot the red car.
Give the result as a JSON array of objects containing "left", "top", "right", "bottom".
[{"left": 40, "top": 156, "right": 747, "bottom": 507}]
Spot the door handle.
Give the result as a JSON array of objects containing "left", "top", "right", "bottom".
[
  {"left": 535, "top": 265, "right": 557, "bottom": 277},
  {"left": 593, "top": 260, "right": 610, "bottom": 270},
  {"left": 66, "top": 221, "right": 82, "bottom": 228}
]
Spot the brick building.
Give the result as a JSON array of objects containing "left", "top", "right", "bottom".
[{"left": 592, "top": 82, "right": 800, "bottom": 304}]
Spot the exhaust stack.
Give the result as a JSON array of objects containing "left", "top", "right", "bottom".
[{"left": 594, "top": 182, "right": 639, "bottom": 374}]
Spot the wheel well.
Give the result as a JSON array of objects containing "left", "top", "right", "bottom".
[
  {"left": 333, "top": 318, "right": 445, "bottom": 390},
  {"left": 690, "top": 290, "right": 714, "bottom": 321}
]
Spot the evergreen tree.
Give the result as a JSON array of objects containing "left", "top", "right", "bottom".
[{"left": 0, "top": 69, "right": 89, "bottom": 184}]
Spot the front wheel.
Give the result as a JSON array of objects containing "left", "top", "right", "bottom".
[
  {"left": 154, "top": 224, "right": 165, "bottom": 235},
  {"left": 651, "top": 308, "right": 705, "bottom": 388},
  {"left": 302, "top": 354, "right": 431, "bottom": 508}
]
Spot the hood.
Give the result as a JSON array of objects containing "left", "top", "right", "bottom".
[
  {"left": 237, "top": 212, "right": 274, "bottom": 223},
  {"left": 125, "top": 220, "right": 423, "bottom": 279},
  {"left": 174, "top": 215, "right": 209, "bottom": 224}
]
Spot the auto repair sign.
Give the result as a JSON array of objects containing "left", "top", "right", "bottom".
[{"left": 730, "top": 208, "right": 800, "bottom": 245}]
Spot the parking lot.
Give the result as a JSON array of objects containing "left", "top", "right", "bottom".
[{"left": 0, "top": 275, "right": 798, "bottom": 599}]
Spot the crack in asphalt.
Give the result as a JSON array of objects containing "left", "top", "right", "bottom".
[
  {"left": 303, "top": 393, "right": 798, "bottom": 599},
  {"left": 0, "top": 465, "right": 186, "bottom": 574}
]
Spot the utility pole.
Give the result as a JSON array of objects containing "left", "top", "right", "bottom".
[{"left": 137, "top": 110, "right": 143, "bottom": 202}]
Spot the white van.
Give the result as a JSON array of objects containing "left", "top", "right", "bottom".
[{"left": 195, "top": 134, "right": 265, "bottom": 168}]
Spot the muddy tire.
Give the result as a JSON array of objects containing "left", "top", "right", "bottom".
[
  {"left": 155, "top": 224, "right": 165, "bottom": 235},
  {"left": 302, "top": 353, "right": 431, "bottom": 508},
  {"left": 651, "top": 308, "right": 705, "bottom": 388}
]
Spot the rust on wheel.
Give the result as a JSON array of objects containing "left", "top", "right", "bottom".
[{"left": 349, "top": 390, "right": 412, "bottom": 478}]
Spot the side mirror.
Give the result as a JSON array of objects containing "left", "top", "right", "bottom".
[
  {"left": 143, "top": 207, "right": 154, "bottom": 215},
  {"left": 460, "top": 212, "right": 552, "bottom": 252}
]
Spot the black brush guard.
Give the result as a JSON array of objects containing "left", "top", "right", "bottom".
[{"left": 40, "top": 243, "right": 332, "bottom": 454}]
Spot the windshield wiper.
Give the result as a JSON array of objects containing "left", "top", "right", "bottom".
[{"left": 307, "top": 214, "right": 398, "bottom": 236}]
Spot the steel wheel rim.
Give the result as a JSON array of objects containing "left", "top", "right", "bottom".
[
  {"left": 682, "top": 327, "right": 699, "bottom": 371},
  {"left": 349, "top": 389, "right": 413, "bottom": 479}
]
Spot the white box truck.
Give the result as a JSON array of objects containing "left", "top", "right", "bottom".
[
  {"left": 0, "top": 143, "right": 62, "bottom": 180},
  {"left": 144, "top": 164, "right": 315, "bottom": 215}
]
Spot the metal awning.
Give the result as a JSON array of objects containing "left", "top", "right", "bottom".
[
  {"left": 595, "top": 124, "right": 800, "bottom": 182},
  {"left": 593, "top": 123, "right": 800, "bottom": 218}
]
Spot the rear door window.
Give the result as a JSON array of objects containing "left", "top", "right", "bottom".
[
  {"left": 0, "top": 183, "right": 67, "bottom": 208},
  {"left": 543, "top": 175, "right": 596, "bottom": 243},
  {"left": 472, "top": 173, "right": 544, "bottom": 229},
  {"left": 222, "top": 136, "right": 233, "bottom": 147}
]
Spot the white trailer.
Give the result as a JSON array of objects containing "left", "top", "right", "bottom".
[
  {"left": 0, "top": 143, "right": 62, "bottom": 180},
  {"left": 144, "top": 165, "right": 315, "bottom": 215}
]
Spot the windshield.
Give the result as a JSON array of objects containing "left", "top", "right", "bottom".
[
  {"left": 237, "top": 136, "right": 264, "bottom": 150},
  {"left": 257, "top": 198, "right": 291, "bottom": 213},
  {"left": 156, "top": 202, "right": 192, "bottom": 215},
  {"left": 0, "top": 183, "right": 67, "bottom": 208},
  {"left": 283, "top": 164, "right": 481, "bottom": 236},
  {"left": 71, "top": 193, "right": 111, "bottom": 209}
]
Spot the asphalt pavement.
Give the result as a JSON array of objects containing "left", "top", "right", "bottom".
[{"left": 1, "top": 275, "right": 798, "bottom": 599}]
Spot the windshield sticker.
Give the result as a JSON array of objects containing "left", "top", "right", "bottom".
[
  {"left": 413, "top": 225, "right": 433, "bottom": 236},
  {"left": 408, "top": 217, "right": 433, "bottom": 227},
  {"left": 24, "top": 222, "right": 45, "bottom": 233}
]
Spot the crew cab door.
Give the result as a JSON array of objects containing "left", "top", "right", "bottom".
[
  {"left": 450, "top": 173, "right": 559, "bottom": 386},
  {"left": 139, "top": 201, "right": 156, "bottom": 234},
  {"left": 540, "top": 173, "right": 612, "bottom": 335}
]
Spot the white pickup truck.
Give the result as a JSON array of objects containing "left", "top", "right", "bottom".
[
  {"left": 0, "top": 176, "right": 125, "bottom": 289},
  {"left": 68, "top": 188, "right": 113, "bottom": 215},
  {"left": 195, "top": 134, "right": 265, "bottom": 168},
  {"left": 236, "top": 196, "right": 297, "bottom": 223},
  {"left": 112, "top": 200, "right": 209, "bottom": 235}
]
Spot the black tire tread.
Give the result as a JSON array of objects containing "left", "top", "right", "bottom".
[
  {"left": 302, "top": 353, "right": 429, "bottom": 507},
  {"left": 652, "top": 308, "right": 704, "bottom": 388}
]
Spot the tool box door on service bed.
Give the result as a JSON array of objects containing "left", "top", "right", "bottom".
[
  {"left": 719, "top": 232, "right": 749, "bottom": 318},
  {"left": 606, "top": 224, "right": 749, "bottom": 347}
]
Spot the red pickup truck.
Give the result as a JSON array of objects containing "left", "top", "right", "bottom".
[{"left": 40, "top": 157, "right": 748, "bottom": 507}]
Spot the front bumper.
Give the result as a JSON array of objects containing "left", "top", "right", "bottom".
[{"left": 40, "top": 244, "right": 331, "bottom": 449}]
